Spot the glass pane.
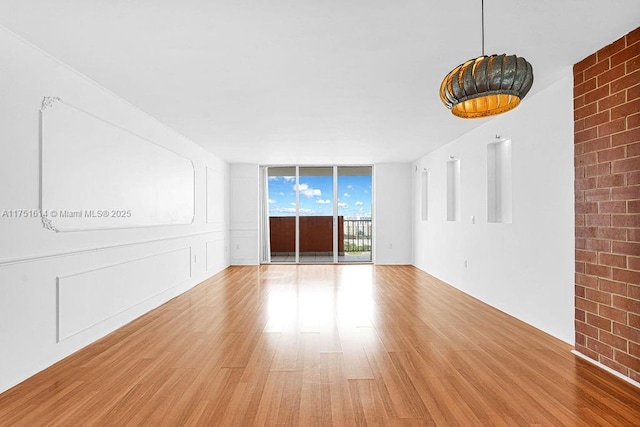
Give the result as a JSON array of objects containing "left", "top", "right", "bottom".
[
  {"left": 298, "top": 167, "right": 334, "bottom": 263},
  {"left": 267, "top": 167, "right": 296, "bottom": 263},
  {"left": 337, "top": 166, "right": 372, "bottom": 262}
]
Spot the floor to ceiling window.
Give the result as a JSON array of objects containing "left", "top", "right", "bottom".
[
  {"left": 337, "top": 166, "right": 372, "bottom": 262},
  {"left": 263, "top": 166, "right": 297, "bottom": 263},
  {"left": 298, "top": 167, "right": 335, "bottom": 263},
  {"left": 262, "top": 166, "right": 372, "bottom": 264}
]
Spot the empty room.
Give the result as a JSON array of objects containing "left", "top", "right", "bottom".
[{"left": 1, "top": 0, "right": 639, "bottom": 425}]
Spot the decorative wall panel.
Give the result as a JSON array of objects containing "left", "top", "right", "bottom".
[
  {"left": 40, "top": 98, "right": 195, "bottom": 231},
  {"left": 206, "top": 166, "right": 225, "bottom": 226},
  {"left": 57, "top": 247, "right": 191, "bottom": 341},
  {"left": 206, "top": 236, "right": 226, "bottom": 272}
]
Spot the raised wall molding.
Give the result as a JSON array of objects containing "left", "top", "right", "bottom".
[
  {"left": 0, "top": 230, "right": 224, "bottom": 266},
  {"left": 41, "top": 216, "right": 60, "bottom": 233},
  {"left": 40, "top": 98, "right": 195, "bottom": 232},
  {"left": 56, "top": 247, "right": 191, "bottom": 342},
  {"left": 40, "top": 96, "right": 60, "bottom": 111}
]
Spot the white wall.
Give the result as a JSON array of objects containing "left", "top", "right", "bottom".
[
  {"left": 411, "top": 75, "right": 575, "bottom": 344},
  {"left": 0, "top": 27, "right": 230, "bottom": 393},
  {"left": 374, "top": 163, "right": 412, "bottom": 264},
  {"left": 230, "top": 164, "right": 260, "bottom": 265}
]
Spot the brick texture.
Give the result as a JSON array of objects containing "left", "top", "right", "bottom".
[{"left": 574, "top": 27, "right": 640, "bottom": 381}]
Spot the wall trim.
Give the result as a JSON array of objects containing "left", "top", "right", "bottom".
[
  {"left": 0, "top": 230, "right": 224, "bottom": 267},
  {"left": 39, "top": 97, "right": 196, "bottom": 232},
  {"left": 56, "top": 247, "right": 191, "bottom": 342},
  {"left": 572, "top": 350, "right": 640, "bottom": 389}
]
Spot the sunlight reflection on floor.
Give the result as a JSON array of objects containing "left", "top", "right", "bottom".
[{"left": 262, "top": 265, "right": 375, "bottom": 336}]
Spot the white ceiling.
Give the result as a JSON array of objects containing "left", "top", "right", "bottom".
[{"left": 1, "top": 1, "right": 639, "bottom": 164}]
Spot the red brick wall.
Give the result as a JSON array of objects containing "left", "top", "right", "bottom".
[{"left": 574, "top": 27, "right": 640, "bottom": 382}]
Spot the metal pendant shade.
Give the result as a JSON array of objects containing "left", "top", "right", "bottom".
[
  {"left": 440, "top": 54, "right": 534, "bottom": 118},
  {"left": 440, "top": 0, "right": 534, "bottom": 118}
]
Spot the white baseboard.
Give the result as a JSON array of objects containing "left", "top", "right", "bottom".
[{"left": 572, "top": 350, "right": 640, "bottom": 389}]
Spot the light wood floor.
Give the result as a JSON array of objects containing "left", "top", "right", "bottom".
[{"left": 1, "top": 265, "right": 639, "bottom": 426}]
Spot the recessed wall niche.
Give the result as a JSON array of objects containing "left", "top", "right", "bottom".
[
  {"left": 446, "top": 159, "right": 460, "bottom": 222},
  {"left": 421, "top": 170, "right": 429, "bottom": 221},
  {"left": 487, "top": 139, "right": 512, "bottom": 223}
]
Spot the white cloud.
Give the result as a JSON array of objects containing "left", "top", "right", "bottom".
[
  {"left": 343, "top": 192, "right": 350, "bottom": 198},
  {"left": 290, "top": 202, "right": 297, "bottom": 206},
  {"left": 279, "top": 192, "right": 285, "bottom": 197},
  {"left": 347, "top": 184, "right": 353, "bottom": 190},
  {"left": 338, "top": 202, "right": 348, "bottom": 208},
  {"left": 268, "top": 175, "right": 295, "bottom": 183},
  {"left": 294, "top": 183, "right": 322, "bottom": 198},
  {"left": 271, "top": 207, "right": 314, "bottom": 214},
  {"left": 268, "top": 199, "right": 277, "bottom": 204},
  {"left": 316, "top": 199, "right": 331, "bottom": 204},
  {"left": 355, "top": 201, "right": 364, "bottom": 206},
  {"left": 304, "top": 189, "right": 322, "bottom": 197}
]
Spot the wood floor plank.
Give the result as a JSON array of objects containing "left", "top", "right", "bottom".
[
  {"left": 387, "top": 350, "right": 460, "bottom": 425},
  {"left": 358, "top": 326, "right": 429, "bottom": 419},
  {"left": 1, "top": 264, "right": 639, "bottom": 425},
  {"left": 276, "top": 370, "right": 305, "bottom": 425},
  {"left": 254, "top": 371, "right": 289, "bottom": 426},
  {"left": 193, "top": 367, "right": 245, "bottom": 424},
  {"left": 297, "top": 333, "right": 329, "bottom": 426},
  {"left": 338, "top": 325, "right": 375, "bottom": 380},
  {"left": 269, "top": 332, "right": 301, "bottom": 372},
  {"left": 348, "top": 379, "right": 392, "bottom": 426},
  {"left": 322, "top": 352, "right": 356, "bottom": 426}
]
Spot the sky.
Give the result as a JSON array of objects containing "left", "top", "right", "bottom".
[{"left": 268, "top": 174, "right": 372, "bottom": 218}]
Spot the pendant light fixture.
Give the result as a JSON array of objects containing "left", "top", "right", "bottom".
[{"left": 439, "top": 0, "right": 533, "bottom": 118}]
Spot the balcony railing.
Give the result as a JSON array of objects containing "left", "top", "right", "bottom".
[{"left": 343, "top": 219, "right": 372, "bottom": 252}]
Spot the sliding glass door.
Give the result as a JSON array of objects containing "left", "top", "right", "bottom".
[
  {"left": 263, "top": 165, "right": 372, "bottom": 264},
  {"left": 337, "top": 166, "right": 372, "bottom": 262},
  {"left": 265, "top": 167, "right": 296, "bottom": 263},
  {"left": 298, "top": 167, "right": 334, "bottom": 263}
]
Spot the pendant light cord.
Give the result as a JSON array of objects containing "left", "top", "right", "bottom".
[{"left": 481, "top": 0, "right": 485, "bottom": 56}]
